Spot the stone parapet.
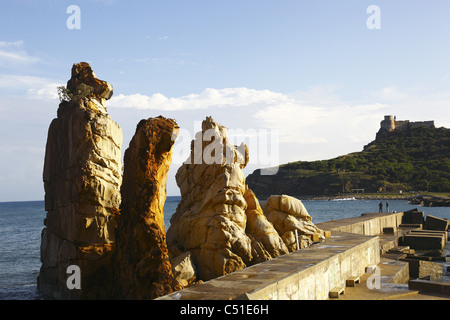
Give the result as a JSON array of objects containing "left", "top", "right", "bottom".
[{"left": 158, "top": 231, "right": 379, "bottom": 300}]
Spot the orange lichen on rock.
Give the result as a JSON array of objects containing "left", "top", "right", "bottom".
[
  {"left": 114, "top": 116, "right": 182, "bottom": 299},
  {"left": 38, "top": 62, "right": 122, "bottom": 300}
]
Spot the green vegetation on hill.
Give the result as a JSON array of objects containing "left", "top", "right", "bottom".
[{"left": 247, "top": 127, "right": 450, "bottom": 197}]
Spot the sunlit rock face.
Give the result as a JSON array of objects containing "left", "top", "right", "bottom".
[
  {"left": 114, "top": 116, "right": 183, "bottom": 299},
  {"left": 38, "top": 62, "right": 122, "bottom": 299},
  {"left": 262, "top": 195, "right": 326, "bottom": 251},
  {"left": 243, "top": 188, "right": 289, "bottom": 260},
  {"left": 167, "top": 117, "right": 288, "bottom": 281}
]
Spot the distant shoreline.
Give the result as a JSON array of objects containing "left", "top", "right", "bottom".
[
  {"left": 2, "top": 193, "right": 449, "bottom": 206},
  {"left": 259, "top": 192, "right": 450, "bottom": 202},
  {"left": 296, "top": 193, "right": 450, "bottom": 207},
  {"left": 300, "top": 194, "right": 414, "bottom": 201}
]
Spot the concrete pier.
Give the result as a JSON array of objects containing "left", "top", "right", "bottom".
[
  {"left": 159, "top": 231, "right": 379, "bottom": 300},
  {"left": 157, "top": 211, "right": 450, "bottom": 300},
  {"left": 402, "top": 232, "right": 447, "bottom": 250},
  {"left": 316, "top": 212, "right": 404, "bottom": 236}
]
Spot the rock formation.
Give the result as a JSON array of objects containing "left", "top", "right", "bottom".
[
  {"left": 409, "top": 194, "right": 450, "bottom": 207},
  {"left": 113, "top": 116, "right": 183, "bottom": 299},
  {"left": 262, "top": 195, "right": 325, "bottom": 251},
  {"left": 170, "top": 251, "right": 197, "bottom": 287},
  {"left": 243, "top": 188, "right": 289, "bottom": 261},
  {"left": 166, "top": 117, "right": 288, "bottom": 281},
  {"left": 39, "top": 63, "right": 329, "bottom": 299},
  {"left": 38, "top": 62, "right": 122, "bottom": 299}
]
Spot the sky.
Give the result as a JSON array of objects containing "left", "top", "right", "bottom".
[{"left": 1, "top": 0, "right": 450, "bottom": 201}]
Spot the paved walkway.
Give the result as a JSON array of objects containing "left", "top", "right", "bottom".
[
  {"left": 159, "top": 211, "right": 450, "bottom": 300},
  {"left": 338, "top": 258, "right": 450, "bottom": 300},
  {"left": 320, "top": 212, "right": 450, "bottom": 300}
]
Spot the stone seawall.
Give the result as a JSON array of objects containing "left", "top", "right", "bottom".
[
  {"left": 316, "top": 212, "right": 404, "bottom": 236},
  {"left": 158, "top": 231, "right": 379, "bottom": 300},
  {"left": 157, "top": 212, "right": 406, "bottom": 300}
]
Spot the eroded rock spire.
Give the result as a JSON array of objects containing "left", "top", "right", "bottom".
[
  {"left": 114, "top": 116, "right": 183, "bottom": 299},
  {"left": 38, "top": 62, "right": 122, "bottom": 299},
  {"left": 167, "top": 117, "right": 288, "bottom": 281}
]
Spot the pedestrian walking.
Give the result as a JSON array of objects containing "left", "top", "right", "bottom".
[{"left": 379, "top": 201, "right": 383, "bottom": 213}]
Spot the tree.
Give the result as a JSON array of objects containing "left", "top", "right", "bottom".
[
  {"left": 57, "top": 86, "right": 71, "bottom": 102},
  {"left": 57, "top": 84, "right": 94, "bottom": 103}
]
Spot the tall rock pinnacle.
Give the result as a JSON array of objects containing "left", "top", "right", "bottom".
[
  {"left": 114, "top": 116, "right": 183, "bottom": 299},
  {"left": 38, "top": 62, "right": 123, "bottom": 299},
  {"left": 166, "top": 117, "right": 288, "bottom": 281}
]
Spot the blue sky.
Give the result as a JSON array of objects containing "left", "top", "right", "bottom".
[{"left": 1, "top": 0, "right": 450, "bottom": 201}]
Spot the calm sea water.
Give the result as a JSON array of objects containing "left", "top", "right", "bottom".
[{"left": 0, "top": 197, "right": 448, "bottom": 300}]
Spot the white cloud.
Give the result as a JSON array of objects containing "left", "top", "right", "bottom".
[
  {"left": 0, "top": 40, "right": 41, "bottom": 66},
  {"left": 109, "top": 87, "right": 287, "bottom": 110},
  {"left": 288, "top": 84, "right": 343, "bottom": 106},
  {"left": 254, "top": 101, "right": 387, "bottom": 144},
  {"left": 2, "top": 81, "right": 447, "bottom": 200},
  {"left": 109, "top": 86, "right": 390, "bottom": 148},
  {"left": 0, "top": 40, "right": 23, "bottom": 47},
  {"left": 366, "top": 86, "right": 408, "bottom": 101},
  {"left": 26, "top": 82, "right": 63, "bottom": 100},
  {"left": 253, "top": 101, "right": 327, "bottom": 143},
  {"left": 365, "top": 86, "right": 450, "bottom": 129},
  {"left": 61, "top": 84, "right": 450, "bottom": 173},
  {"left": 0, "top": 74, "right": 62, "bottom": 99}
]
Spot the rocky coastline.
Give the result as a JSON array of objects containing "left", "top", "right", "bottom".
[
  {"left": 289, "top": 193, "right": 450, "bottom": 205},
  {"left": 268, "top": 194, "right": 414, "bottom": 201},
  {"left": 38, "top": 63, "right": 449, "bottom": 300},
  {"left": 38, "top": 63, "right": 327, "bottom": 300},
  {"left": 409, "top": 194, "right": 450, "bottom": 207}
]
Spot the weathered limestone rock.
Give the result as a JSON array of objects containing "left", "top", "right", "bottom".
[
  {"left": 167, "top": 117, "right": 285, "bottom": 281},
  {"left": 263, "top": 195, "right": 325, "bottom": 251},
  {"left": 38, "top": 62, "right": 122, "bottom": 299},
  {"left": 113, "top": 116, "right": 182, "bottom": 299},
  {"left": 166, "top": 117, "right": 250, "bottom": 281},
  {"left": 243, "top": 187, "right": 289, "bottom": 261},
  {"left": 170, "top": 251, "right": 197, "bottom": 286},
  {"left": 66, "top": 62, "right": 113, "bottom": 101}
]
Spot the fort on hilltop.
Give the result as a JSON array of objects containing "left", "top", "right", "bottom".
[{"left": 376, "top": 115, "right": 435, "bottom": 139}]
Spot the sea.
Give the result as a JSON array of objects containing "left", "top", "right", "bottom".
[{"left": 0, "top": 197, "right": 449, "bottom": 300}]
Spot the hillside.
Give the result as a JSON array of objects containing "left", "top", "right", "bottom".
[{"left": 246, "top": 126, "right": 450, "bottom": 198}]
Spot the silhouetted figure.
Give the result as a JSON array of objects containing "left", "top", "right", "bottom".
[
  {"left": 379, "top": 201, "right": 383, "bottom": 213},
  {"left": 386, "top": 201, "right": 389, "bottom": 213}
]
